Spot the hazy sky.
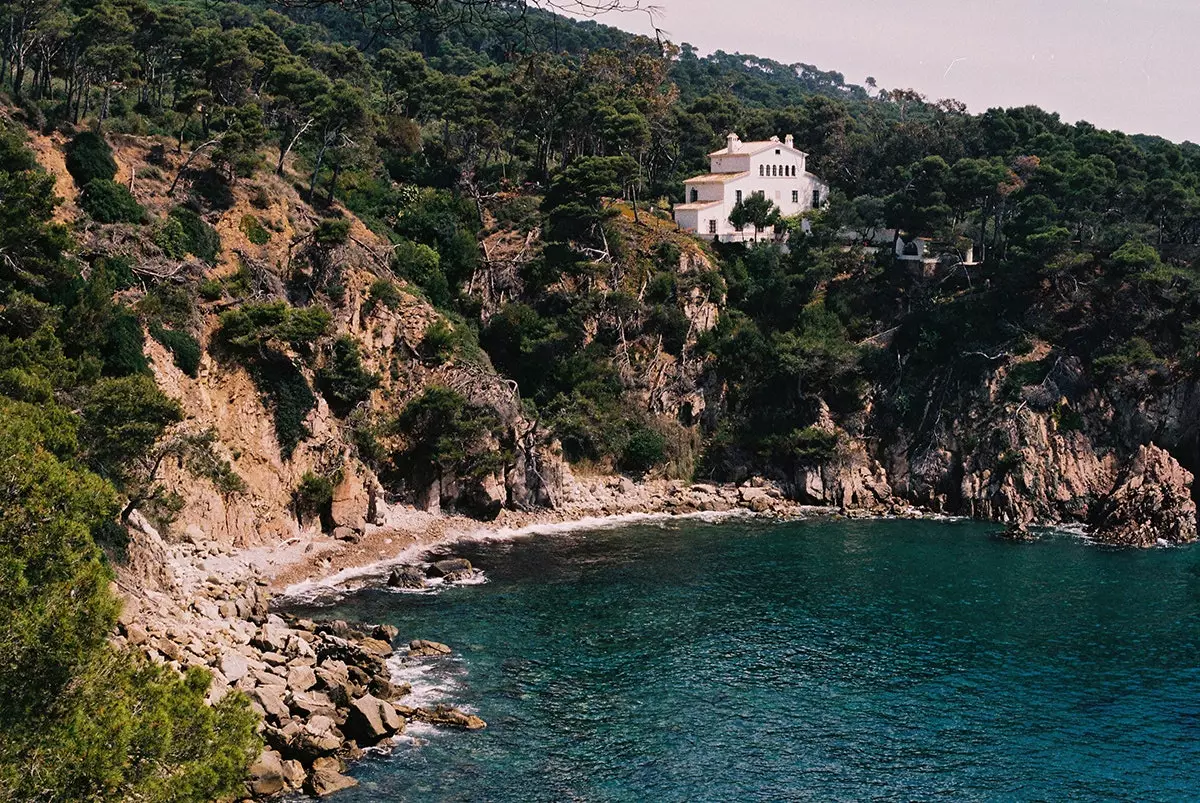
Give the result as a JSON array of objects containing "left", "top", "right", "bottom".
[{"left": 573, "top": 0, "right": 1198, "bottom": 143}]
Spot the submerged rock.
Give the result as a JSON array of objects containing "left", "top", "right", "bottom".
[
  {"left": 406, "top": 704, "right": 486, "bottom": 731},
  {"left": 408, "top": 639, "right": 452, "bottom": 657},
  {"left": 387, "top": 565, "right": 427, "bottom": 589},
  {"left": 427, "top": 558, "right": 473, "bottom": 578}
]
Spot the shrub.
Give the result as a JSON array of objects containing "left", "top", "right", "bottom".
[
  {"left": 150, "top": 323, "right": 202, "bottom": 377},
  {"left": 64, "top": 130, "right": 117, "bottom": 188},
  {"left": 216, "top": 301, "right": 331, "bottom": 353},
  {"left": 419, "top": 319, "right": 458, "bottom": 364},
  {"left": 80, "top": 179, "right": 145, "bottom": 224},
  {"left": 293, "top": 471, "right": 336, "bottom": 528},
  {"left": 239, "top": 214, "right": 270, "bottom": 245},
  {"left": 197, "top": 279, "right": 224, "bottom": 301},
  {"left": 364, "top": 279, "right": 403, "bottom": 315},
  {"left": 168, "top": 207, "right": 221, "bottom": 264},
  {"left": 316, "top": 336, "right": 380, "bottom": 417},
  {"left": 153, "top": 215, "right": 189, "bottom": 258},
  {"left": 313, "top": 217, "right": 352, "bottom": 247},
  {"left": 620, "top": 425, "right": 667, "bottom": 475},
  {"left": 253, "top": 352, "right": 317, "bottom": 458}
]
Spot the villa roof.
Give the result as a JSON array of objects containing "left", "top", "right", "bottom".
[
  {"left": 673, "top": 201, "right": 723, "bottom": 211},
  {"left": 684, "top": 171, "right": 750, "bottom": 185},
  {"left": 709, "top": 140, "right": 809, "bottom": 158}
]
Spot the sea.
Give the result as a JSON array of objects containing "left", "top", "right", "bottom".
[{"left": 282, "top": 515, "right": 1200, "bottom": 801}]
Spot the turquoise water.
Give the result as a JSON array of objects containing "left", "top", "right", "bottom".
[{"left": 288, "top": 517, "right": 1200, "bottom": 801}]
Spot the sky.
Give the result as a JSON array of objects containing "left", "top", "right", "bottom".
[{"left": 569, "top": 0, "right": 1199, "bottom": 143}]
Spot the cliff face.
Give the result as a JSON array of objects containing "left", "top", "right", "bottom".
[
  {"left": 788, "top": 347, "right": 1198, "bottom": 545},
  {"left": 31, "top": 127, "right": 1196, "bottom": 554}
]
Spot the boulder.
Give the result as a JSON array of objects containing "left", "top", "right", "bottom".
[
  {"left": 287, "top": 664, "right": 318, "bottom": 693},
  {"left": 288, "top": 715, "right": 343, "bottom": 761},
  {"left": 387, "top": 565, "right": 426, "bottom": 589},
  {"left": 219, "top": 652, "right": 250, "bottom": 683},
  {"left": 124, "top": 623, "right": 149, "bottom": 646},
  {"left": 246, "top": 750, "right": 288, "bottom": 797},
  {"left": 331, "top": 526, "right": 360, "bottom": 543},
  {"left": 441, "top": 569, "right": 476, "bottom": 584},
  {"left": 358, "top": 637, "right": 393, "bottom": 658},
  {"left": 373, "top": 624, "right": 399, "bottom": 643},
  {"left": 345, "top": 694, "right": 404, "bottom": 744},
  {"left": 252, "top": 686, "right": 291, "bottom": 722},
  {"left": 288, "top": 690, "right": 337, "bottom": 718},
  {"left": 369, "top": 677, "right": 410, "bottom": 702},
  {"left": 307, "top": 756, "right": 358, "bottom": 797},
  {"left": 408, "top": 639, "right": 452, "bottom": 657},
  {"left": 426, "top": 558, "right": 472, "bottom": 578}
]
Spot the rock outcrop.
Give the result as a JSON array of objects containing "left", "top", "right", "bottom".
[{"left": 1090, "top": 445, "right": 1197, "bottom": 547}]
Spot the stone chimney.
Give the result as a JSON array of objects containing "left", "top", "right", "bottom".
[
  {"left": 726, "top": 132, "right": 740, "bottom": 152},
  {"left": 785, "top": 134, "right": 795, "bottom": 148}
]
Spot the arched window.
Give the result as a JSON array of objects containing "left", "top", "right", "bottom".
[
  {"left": 791, "top": 165, "right": 797, "bottom": 177},
  {"left": 771, "top": 165, "right": 777, "bottom": 177},
  {"left": 759, "top": 165, "right": 765, "bottom": 176}
]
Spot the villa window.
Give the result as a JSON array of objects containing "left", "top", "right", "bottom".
[
  {"left": 792, "top": 190, "right": 799, "bottom": 204},
  {"left": 772, "top": 165, "right": 778, "bottom": 177},
  {"left": 708, "top": 219, "right": 717, "bottom": 234},
  {"left": 759, "top": 165, "right": 765, "bottom": 176},
  {"left": 791, "top": 166, "right": 797, "bottom": 176},
  {"left": 775, "top": 149, "right": 781, "bottom": 155},
  {"left": 736, "top": 190, "right": 743, "bottom": 204},
  {"left": 812, "top": 189, "right": 822, "bottom": 207},
  {"left": 689, "top": 188, "right": 698, "bottom": 203}
]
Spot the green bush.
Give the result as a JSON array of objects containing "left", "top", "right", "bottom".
[
  {"left": 198, "top": 279, "right": 224, "bottom": 301},
  {"left": 169, "top": 207, "right": 221, "bottom": 264},
  {"left": 391, "top": 386, "right": 504, "bottom": 487},
  {"left": 316, "top": 336, "right": 380, "bottom": 416},
  {"left": 153, "top": 215, "right": 190, "bottom": 258},
  {"left": 419, "top": 319, "right": 458, "bottom": 364},
  {"left": 80, "top": 179, "right": 145, "bottom": 224},
  {"left": 217, "top": 301, "right": 331, "bottom": 353},
  {"left": 313, "top": 217, "right": 352, "bottom": 247},
  {"left": 293, "top": 471, "right": 336, "bottom": 528},
  {"left": 239, "top": 214, "right": 270, "bottom": 245},
  {"left": 253, "top": 352, "right": 317, "bottom": 458},
  {"left": 364, "top": 279, "right": 403, "bottom": 315},
  {"left": 64, "top": 130, "right": 117, "bottom": 188},
  {"left": 620, "top": 425, "right": 667, "bottom": 475},
  {"left": 150, "top": 323, "right": 201, "bottom": 378}
]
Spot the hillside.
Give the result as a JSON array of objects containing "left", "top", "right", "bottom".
[{"left": 5, "top": 0, "right": 1200, "bottom": 797}]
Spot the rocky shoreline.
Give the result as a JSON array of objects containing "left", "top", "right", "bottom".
[{"left": 112, "top": 472, "right": 1139, "bottom": 799}]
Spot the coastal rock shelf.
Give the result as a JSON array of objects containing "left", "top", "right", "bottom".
[{"left": 114, "top": 570, "right": 483, "bottom": 799}]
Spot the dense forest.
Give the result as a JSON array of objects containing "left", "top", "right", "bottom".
[{"left": 4, "top": 0, "right": 1200, "bottom": 796}]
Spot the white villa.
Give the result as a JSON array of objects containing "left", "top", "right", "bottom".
[{"left": 673, "top": 133, "right": 829, "bottom": 243}]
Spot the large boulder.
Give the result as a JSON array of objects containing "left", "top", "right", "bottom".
[
  {"left": 287, "top": 664, "right": 317, "bottom": 693},
  {"left": 1091, "top": 444, "right": 1198, "bottom": 547},
  {"left": 246, "top": 750, "right": 288, "bottom": 797},
  {"left": 286, "top": 715, "right": 343, "bottom": 762},
  {"left": 345, "top": 694, "right": 405, "bottom": 744},
  {"left": 307, "top": 757, "right": 358, "bottom": 797}
]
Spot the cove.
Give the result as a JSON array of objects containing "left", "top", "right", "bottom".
[{"left": 286, "top": 516, "right": 1200, "bottom": 801}]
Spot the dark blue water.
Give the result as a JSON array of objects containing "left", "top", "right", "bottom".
[{"left": 289, "top": 517, "right": 1200, "bottom": 801}]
